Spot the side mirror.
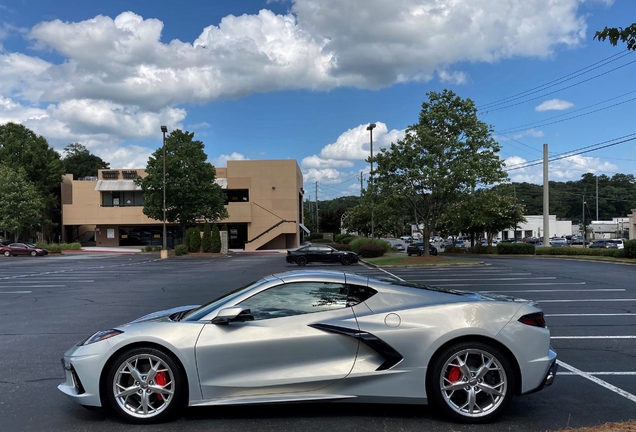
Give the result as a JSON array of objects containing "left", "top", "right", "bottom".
[{"left": 212, "top": 307, "right": 254, "bottom": 325}]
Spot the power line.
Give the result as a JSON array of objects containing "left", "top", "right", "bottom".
[
  {"left": 497, "top": 91, "right": 636, "bottom": 134},
  {"left": 505, "top": 134, "right": 636, "bottom": 172},
  {"left": 480, "top": 50, "right": 633, "bottom": 109},
  {"left": 482, "top": 58, "right": 636, "bottom": 113},
  {"left": 504, "top": 132, "right": 636, "bottom": 169}
]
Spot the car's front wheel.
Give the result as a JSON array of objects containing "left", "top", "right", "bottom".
[
  {"left": 30, "top": 251, "right": 37, "bottom": 257},
  {"left": 296, "top": 256, "right": 308, "bottom": 266},
  {"left": 340, "top": 255, "right": 352, "bottom": 265},
  {"left": 105, "top": 347, "right": 186, "bottom": 424},
  {"left": 427, "top": 341, "right": 514, "bottom": 423},
  {"left": 3, "top": 251, "right": 9, "bottom": 257}
]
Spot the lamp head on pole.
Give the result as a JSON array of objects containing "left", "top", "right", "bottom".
[
  {"left": 366, "top": 123, "right": 376, "bottom": 131},
  {"left": 161, "top": 125, "right": 168, "bottom": 133}
]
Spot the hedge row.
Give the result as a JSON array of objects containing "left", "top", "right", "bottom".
[
  {"left": 348, "top": 237, "right": 390, "bottom": 255},
  {"left": 496, "top": 242, "right": 536, "bottom": 255},
  {"left": 535, "top": 247, "right": 625, "bottom": 258},
  {"left": 35, "top": 242, "right": 82, "bottom": 253}
]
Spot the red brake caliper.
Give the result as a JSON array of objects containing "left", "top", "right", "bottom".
[
  {"left": 448, "top": 367, "right": 461, "bottom": 382},
  {"left": 155, "top": 371, "right": 167, "bottom": 401}
]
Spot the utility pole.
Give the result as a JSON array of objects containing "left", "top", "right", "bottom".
[
  {"left": 359, "top": 172, "right": 364, "bottom": 195},
  {"left": 543, "top": 143, "right": 550, "bottom": 244},
  {"left": 596, "top": 175, "right": 599, "bottom": 221},
  {"left": 582, "top": 187, "right": 587, "bottom": 248},
  {"left": 315, "top": 181, "right": 319, "bottom": 233}
]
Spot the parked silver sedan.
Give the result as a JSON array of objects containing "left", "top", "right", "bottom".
[{"left": 59, "top": 270, "right": 557, "bottom": 424}]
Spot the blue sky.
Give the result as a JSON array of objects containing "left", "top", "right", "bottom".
[{"left": 1, "top": 0, "right": 635, "bottom": 199}]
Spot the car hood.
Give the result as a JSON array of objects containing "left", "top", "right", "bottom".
[{"left": 128, "top": 305, "right": 200, "bottom": 324}]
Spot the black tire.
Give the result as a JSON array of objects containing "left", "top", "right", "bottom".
[
  {"left": 340, "top": 255, "right": 352, "bottom": 265},
  {"left": 296, "top": 256, "right": 308, "bottom": 266},
  {"left": 417, "top": 250, "right": 422, "bottom": 256},
  {"left": 431, "top": 248, "right": 438, "bottom": 256},
  {"left": 3, "top": 251, "right": 9, "bottom": 257},
  {"left": 426, "top": 341, "right": 515, "bottom": 423},
  {"left": 407, "top": 251, "right": 412, "bottom": 257},
  {"left": 105, "top": 347, "right": 186, "bottom": 424},
  {"left": 30, "top": 250, "right": 37, "bottom": 257}
]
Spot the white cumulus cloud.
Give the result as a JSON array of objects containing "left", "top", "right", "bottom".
[{"left": 535, "top": 99, "right": 574, "bottom": 112}]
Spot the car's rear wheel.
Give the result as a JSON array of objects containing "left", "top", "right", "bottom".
[
  {"left": 296, "top": 256, "right": 308, "bottom": 266},
  {"left": 105, "top": 347, "right": 186, "bottom": 424},
  {"left": 30, "top": 251, "right": 37, "bottom": 257},
  {"left": 417, "top": 250, "right": 422, "bottom": 256},
  {"left": 3, "top": 251, "right": 9, "bottom": 257},
  {"left": 340, "top": 255, "right": 352, "bottom": 265},
  {"left": 427, "top": 341, "right": 514, "bottom": 423},
  {"left": 431, "top": 248, "right": 438, "bottom": 256}
]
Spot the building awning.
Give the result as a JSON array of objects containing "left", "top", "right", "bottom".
[
  {"left": 299, "top": 223, "right": 310, "bottom": 235},
  {"left": 94, "top": 180, "right": 142, "bottom": 191}
]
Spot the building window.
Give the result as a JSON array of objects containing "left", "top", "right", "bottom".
[
  {"left": 101, "top": 191, "right": 144, "bottom": 206},
  {"left": 224, "top": 189, "right": 249, "bottom": 204}
]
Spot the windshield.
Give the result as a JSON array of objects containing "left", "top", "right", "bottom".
[{"left": 182, "top": 279, "right": 270, "bottom": 321}]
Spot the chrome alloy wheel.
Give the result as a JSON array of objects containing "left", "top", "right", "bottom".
[
  {"left": 439, "top": 348, "right": 508, "bottom": 418},
  {"left": 112, "top": 353, "right": 175, "bottom": 419}
]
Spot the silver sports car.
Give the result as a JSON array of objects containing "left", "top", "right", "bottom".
[{"left": 59, "top": 270, "right": 557, "bottom": 424}]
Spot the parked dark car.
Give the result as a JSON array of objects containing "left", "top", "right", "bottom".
[
  {"left": 0, "top": 243, "right": 49, "bottom": 257},
  {"left": 407, "top": 242, "right": 438, "bottom": 256},
  {"left": 286, "top": 244, "right": 358, "bottom": 266},
  {"left": 549, "top": 239, "right": 569, "bottom": 247},
  {"left": 589, "top": 239, "right": 621, "bottom": 249}
]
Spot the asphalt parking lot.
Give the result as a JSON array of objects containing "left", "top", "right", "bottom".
[{"left": 0, "top": 253, "right": 634, "bottom": 431}]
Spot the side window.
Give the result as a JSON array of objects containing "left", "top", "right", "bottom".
[
  {"left": 238, "top": 282, "right": 349, "bottom": 321},
  {"left": 347, "top": 284, "right": 377, "bottom": 306}
]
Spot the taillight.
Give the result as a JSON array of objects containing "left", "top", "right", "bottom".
[{"left": 518, "top": 312, "right": 546, "bottom": 328}]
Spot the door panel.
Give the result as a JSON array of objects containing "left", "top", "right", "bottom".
[{"left": 196, "top": 308, "right": 359, "bottom": 400}]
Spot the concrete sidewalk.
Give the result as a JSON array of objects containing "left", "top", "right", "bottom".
[{"left": 63, "top": 247, "right": 142, "bottom": 254}]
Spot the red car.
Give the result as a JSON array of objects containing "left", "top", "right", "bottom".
[{"left": 0, "top": 243, "right": 49, "bottom": 257}]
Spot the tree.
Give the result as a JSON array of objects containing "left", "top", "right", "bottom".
[
  {"left": 211, "top": 224, "right": 221, "bottom": 253},
  {"left": 135, "top": 129, "right": 228, "bottom": 235},
  {"left": 595, "top": 23, "right": 636, "bottom": 51},
  {"left": 373, "top": 90, "right": 508, "bottom": 255},
  {"left": 0, "top": 166, "right": 45, "bottom": 241},
  {"left": 62, "top": 143, "right": 110, "bottom": 179},
  {"left": 0, "top": 122, "right": 65, "bottom": 241},
  {"left": 187, "top": 227, "right": 201, "bottom": 252},
  {"left": 201, "top": 222, "right": 213, "bottom": 253}
]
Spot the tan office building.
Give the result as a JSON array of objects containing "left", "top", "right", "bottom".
[{"left": 61, "top": 160, "right": 307, "bottom": 250}]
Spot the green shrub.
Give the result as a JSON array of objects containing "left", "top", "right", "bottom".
[
  {"left": 348, "top": 237, "right": 371, "bottom": 253},
  {"left": 174, "top": 244, "right": 188, "bottom": 256},
  {"left": 211, "top": 225, "right": 221, "bottom": 253},
  {"left": 35, "top": 242, "right": 81, "bottom": 253},
  {"left": 309, "top": 233, "right": 324, "bottom": 240},
  {"left": 445, "top": 246, "right": 468, "bottom": 254},
  {"left": 327, "top": 243, "right": 351, "bottom": 251},
  {"left": 535, "top": 247, "right": 625, "bottom": 258},
  {"left": 496, "top": 242, "right": 535, "bottom": 255},
  {"left": 342, "top": 236, "right": 357, "bottom": 244},
  {"left": 143, "top": 246, "right": 162, "bottom": 252},
  {"left": 187, "top": 227, "right": 201, "bottom": 252},
  {"left": 467, "top": 245, "right": 498, "bottom": 254},
  {"left": 335, "top": 233, "right": 349, "bottom": 243},
  {"left": 311, "top": 238, "right": 331, "bottom": 243},
  {"left": 359, "top": 243, "right": 385, "bottom": 258},
  {"left": 201, "top": 222, "right": 213, "bottom": 253},
  {"left": 624, "top": 240, "right": 636, "bottom": 259}
]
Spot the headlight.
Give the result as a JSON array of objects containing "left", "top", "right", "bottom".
[{"left": 82, "top": 329, "right": 123, "bottom": 345}]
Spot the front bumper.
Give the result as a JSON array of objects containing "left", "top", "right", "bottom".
[{"left": 58, "top": 342, "right": 114, "bottom": 407}]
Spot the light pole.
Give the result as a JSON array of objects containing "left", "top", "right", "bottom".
[
  {"left": 367, "top": 123, "right": 376, "bottom": 241},
  {"left": 161, "top": 125, "right": 168, "bottom": 251}
]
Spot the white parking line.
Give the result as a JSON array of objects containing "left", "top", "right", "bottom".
[
  {"left": 480, "top": 289, "right": 624, "bottom": 293},
  {"left": 552, "top": 336, "right": 636, "bottom": 339},
  {"left": 0, "top": 285, "right": 65, "bottom": 288},
  {"left": 432, "top": 282, "right": 586, "bottom": 287},
  {"left": 411, "top": 277, "right": 557, "bottom": 282},
  {"left": 559, "top": 372, "right": 636, "bottom": 375},
  {"left": 557, "top": 360, "right": 636, "bottom": 403},
  {"left": 539, "top": 298, "right": 636, "bottom": 303},
  {"left": 547, "top": 313, "right": 636, "bottom": 317},
  {"left": 0, "top": 291, "right": 32, "bottom": 294}
]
